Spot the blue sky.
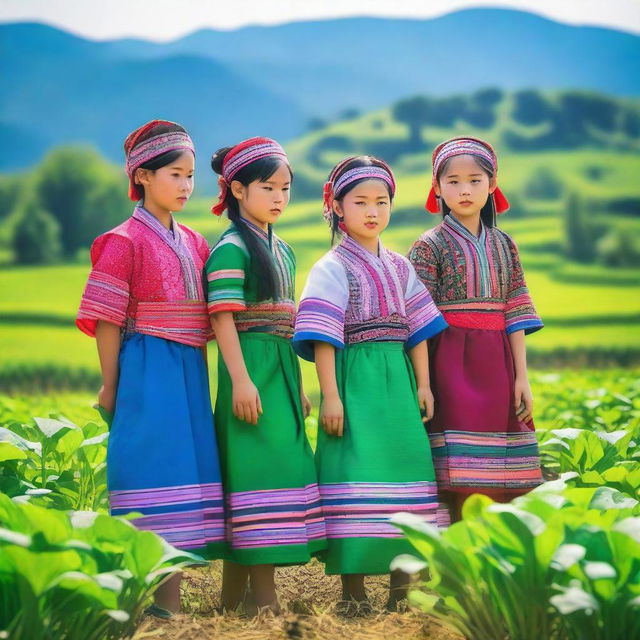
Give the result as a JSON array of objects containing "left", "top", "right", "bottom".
[{"left": 1, "top": 0, "right": 639, "bottom": 40}]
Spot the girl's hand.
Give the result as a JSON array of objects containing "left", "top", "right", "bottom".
[
  {"left": 233, "top": 378, "right": 263, "bottom": 425},
  {"left": 514, "top": 375, "right": 533, "bottom": 424},
  {"left": 300, "top": 391, "right": 312, "bottom": 419},
  {"left": 320, "top": 393, "right": 344, "bottom": 437},
  {"left": 418, "top": 385, "right": 434, "bottom": 423},
  {"left": 98, "top": 384, "right": 116, "bottom": 414}
]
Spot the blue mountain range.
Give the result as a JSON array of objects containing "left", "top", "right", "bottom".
[{"left": 0, "top": 8, "right": 638, "bottom": 170}]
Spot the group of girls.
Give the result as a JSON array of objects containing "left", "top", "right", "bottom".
[{"left": 77, "top": 120, "right": 543, "bottom": 618}]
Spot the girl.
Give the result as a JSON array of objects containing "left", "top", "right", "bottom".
[
  {"left": 293, "top": 156, "right": 448, "bottom": 614},
  {"left": 76, "top": 120, "right": 224, "bottom": 616},
  {"left": 206, "top": 137, "right": 326, "bottom": 614},
  {"left": 408, "top": 136, "right": 544, "bottom": 523}
]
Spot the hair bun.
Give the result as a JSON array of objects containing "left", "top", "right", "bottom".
[{"left": 211, "top": 146, "right": 234, "bottom": 174}]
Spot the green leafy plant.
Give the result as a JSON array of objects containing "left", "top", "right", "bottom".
[
  {"left": 392, "top": 482, "right": 640, "bottom": 640},
  {"left": 532, "top": 373, "right": 640, "bottom": 434},
  {"left": 0, "top": 494, "right": 203, "bottom": 639},
  {"left": 538, "top": 428, "right": 640, "bottom": 500},
  {"left": 0, "top": 416, "right": 108, "bottom": 511}
]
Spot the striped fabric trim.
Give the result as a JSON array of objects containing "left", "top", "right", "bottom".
[
  {"left": 110, "top": 482, "right": 224, "bottom": 549},
  {"left": 208, "top": 269, "right": 245, "bottom": 281},
  {"left": 429, "top": 431, "right": 542, "bottom": 490},
  {"left": 406, "top": 288, "right": 448, "bottom": 346},
  {"left": 505, "top": 290, "right": 544, "bottom": 335},
  {"left": 438, "top": 299, "right": 506, "bottom": 312},
  {"left": 133, "top": 300, "right": 212, "bottom": 347},
  {"left": 206, "top": 265, "right": 247, "bottom": 313},
  {"left": 232, "top": 301, "right": 296, "bottom": 338},
  {"left": 320, "top": 481, "right": 444, "bottom": 538},
  {"left": 295, "top": 297, "right": 346, "bottom": 345},
  {"left": 77, "top": 270, "right": 130, "bottom": 335},
  {"left": 227, "top": 484, "right": 326, "bottom": 549}
]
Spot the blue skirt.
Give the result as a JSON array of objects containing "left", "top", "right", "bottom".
[{"left": 108, "top": 333, "right": 224, "bottom": 558}]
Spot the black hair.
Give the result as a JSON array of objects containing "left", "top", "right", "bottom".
[
  {"left": 211, "top": 147, "right": 293, "bottom": 301},
  {"left": 327, "top": 155, "right": 394, "bottom": 245},
  {"left": 435, "top": 154, "right": 496, "bottom": 228},
  {"left": 129, "top": 123, "right": 192, "bottom": 201}
]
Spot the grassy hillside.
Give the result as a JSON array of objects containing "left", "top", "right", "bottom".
[
  {"left": 2, "top": 156, "right": 639, "bottom": 396},
  {"left": 1, "top": 90, "right": 639, "bottom": 393}
]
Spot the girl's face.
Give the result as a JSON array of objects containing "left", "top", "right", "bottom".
[
  {"left": 435, "top": 154, "right": 496, "bottom": 220},
  {"left": 136, "top": 151, "right": 194, "bottom": 214},
  {"left": 232, "top": 162, "right": 291, "bottom": 230},
  {"left": 334, "top": 179, "right": 391, "bottom": 247}
]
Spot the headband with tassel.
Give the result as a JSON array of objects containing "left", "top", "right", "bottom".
[
  {"left": 211, "top": 137, "right": 288, "bottom": 216},
  {"left": 425, "top": 136, "right": 509, "bottom": 214}
]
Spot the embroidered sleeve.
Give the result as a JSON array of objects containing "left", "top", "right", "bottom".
[
  {"left": 205, "top": 239, "right": 248, "bottom": 314},
  {"left": 292, "top": 256, "right": 348, "bottom": 361},
  {"left": 76, "top": 233, "right": 133, "bottom": 337},
  {"left": 404, "top": 259, "right": 448, "bottom": 348},
  {"left": 407, "top": 237, "right": 441, "bottom": 303},
  {"left": 504, "top": 236, "right": 543, "bottom": 335}
]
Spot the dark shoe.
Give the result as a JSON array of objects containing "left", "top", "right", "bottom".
[
  {"left": 385, "top": 597, "right": 408, "bottom": 613},
  {"left": 334, "top": 599, "right": 359, "bottom": 618},
  {"left": 144, "top": 603, "right": 174, "bottom": 619},
  {"left": 355, "top": 600, "right": 374, "bottom": 617}
]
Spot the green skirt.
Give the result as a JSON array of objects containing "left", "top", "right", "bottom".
[
  {"left": 216, "top": 332, "right": 327, "bottom": 565},
  {"left": 316, "top": 341, "right": 447, "bottom": 575}
]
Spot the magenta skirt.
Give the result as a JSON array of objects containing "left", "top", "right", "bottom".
[{"left": 428, "top": 322, "right": 542, "bottom": 502}]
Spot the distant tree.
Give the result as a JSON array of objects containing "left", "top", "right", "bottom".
[
  {"left": 339, "top": 108, "right": 361, "bottom": 121},
  {"left": 464, "top": 88, "right": 501, "bottom": 128},
  {"left": 392, "top": 96, "right": 431, "bottom": 149},
  {"left": 524, "top": 167, "right": 564, "bottom": 200},
  {"left": 464, "top": 108, "right": 495, "bottom": 129},
  {"left": 622, "top": 109, "right": 640, "bottom": 137},
  {"left": 428, "top": 96, "right": 467, "bottom": 127},
  {"left": 0, "top": 174, "right": 26, "bottom": 221},
  {"left": 307, "top": 117, "right": 327, "bottom": 132},
  {"left": 472, "top": 87, "right": 503, "bottom": 109},
  {"left": 11, "top": 196, "right": 62, "bottom": 265},
  {"left": 551, "top": 95, "right": 589, "bottom": 148},
  {"left": 371, "top": 119, "right": 385, "bottom": 130},
  {"left": 513, "top": 90, "right": 551, "bottom": 126},
  {"left": 564, "top": 192, "right": 597, "bottom": 262},
  {"left": 583, "top": 165, "right": 607, "bottom": 182},
  {"left": 504, "top": 192, "right": 528, "bottom": 217},
  {"left": 597, "top": 226, "right": 640, "bottom": 267},
  {"left": 33, "top": 146, "right": 130, "bottom": 258},
  {"left": 561, "top": 92, "right": 617, "bottom": 132}
]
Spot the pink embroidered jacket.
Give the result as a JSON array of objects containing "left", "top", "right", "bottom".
[{"left": 77, "top": 206, "right": 211, "bottom": 348}]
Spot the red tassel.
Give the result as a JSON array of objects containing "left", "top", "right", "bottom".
[
  {"left": 128, "top": 179, "right": 142, "bottom": 203},
  {"left": 211, "top": 178, "right": 228, "bottom": 216},
  {"left": 493, "top": 187, "right": 510, "bottom": 214},
  {"left": 322, "top": 182, "right": 333, "bottom": 211},
  {"left": 425, "top": 187, "right": 440, "bottom": 214}
]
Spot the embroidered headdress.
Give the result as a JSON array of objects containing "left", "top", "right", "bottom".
[
  {"left": 322, "top": 156, "right": 396, "bottom": 225},
  {"left": 425, "top": 136, "right": 509, "bottom": 214},
  {"left": 211, "top": 137, "right": 289, "bottom": 216},
  {"left": 124, "top": 120, "right": 195, "bottom": 202}
]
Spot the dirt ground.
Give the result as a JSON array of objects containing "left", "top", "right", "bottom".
[{"left": 133, "top": 561, "right": 464, "bottom": 640}]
